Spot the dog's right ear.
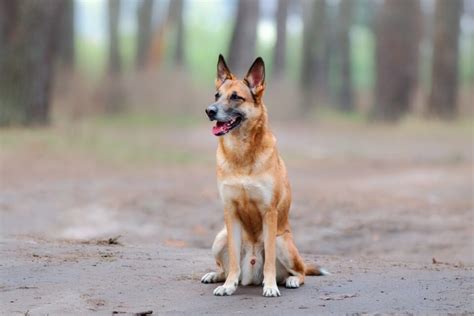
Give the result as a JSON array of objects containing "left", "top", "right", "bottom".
[{"left": 216, "top": 54, "right": 234, "bottom": 88}]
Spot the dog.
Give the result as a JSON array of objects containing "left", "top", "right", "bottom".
[{"left": 201, "top": 55, "right": 327, "bottom": 297}]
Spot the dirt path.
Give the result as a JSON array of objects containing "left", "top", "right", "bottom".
[
  {"left": 1, "top": 122, "right": 473, "bottom": 313},
  {"left": 1, "top": 239, "right": 472, "bottom": 315},
  {"left": 1, "top": 155, "right": 472, "bottom": 263}
]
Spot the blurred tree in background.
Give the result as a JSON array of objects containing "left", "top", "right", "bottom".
[
  {"left": 335, "top": 0, "right": 353, "bottom": 112},
  {"left": 428, "top": 0, "right": 463, "bottom": 119},
  {"left": 59, "top": 0, "right": 76, "bottom": 69},
  {"left": 168, "top": 0, "right": 185, "bottom": 67},
  {"left": 374, "top": 0, "right": 420, "bottom": 121},
  {"left": 0, "top": 0, "right": 471, "bottom": 126},
  {"left": 272, "top": 0, "right": 289, "bottom": 78},
  {"left": 0, "top": 0, "right": 64, "bottom": 126},
  {"left": 107, "top": 0, "right": 121, "bottom": 76},
  {"left": 135, "top": 0, "right": 154, "bottom": 70},
  {"left": 105, "top": 0, "right": 125, "bottom": 113},
  {"left": 228, "top": 0, "right": 260, "bottom": 74},
  {"left": 301, "top": 0, "right": 328, "bottom": 113}
]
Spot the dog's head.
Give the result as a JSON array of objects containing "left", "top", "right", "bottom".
[{"left": 206, "top": 54, "right": 266, "bottom": 136}]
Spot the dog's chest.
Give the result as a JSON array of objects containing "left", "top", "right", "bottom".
[{"left": 218, "top": 176, "right": 274, "bottom": 211}]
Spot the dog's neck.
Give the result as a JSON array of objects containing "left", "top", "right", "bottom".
[{"left": 218, "top": 105, "right": 275, "bottom": 168}]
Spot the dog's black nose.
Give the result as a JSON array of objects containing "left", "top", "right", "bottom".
[{"left": 206, "top": 105, "right": 217, "bottom": 120}]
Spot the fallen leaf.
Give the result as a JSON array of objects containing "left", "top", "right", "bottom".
[{"left": 319, "top": 293, "right": 357, "bottom": 301}]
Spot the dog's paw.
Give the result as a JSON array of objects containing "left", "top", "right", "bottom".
[
  {"left": 285, "top": 276, "right": 300, "bottom": 288},
  {"left": 263, "top": 285, "right": 281, "bottom": 297},
  {"left": 213, "top": 284, "right": 237, "bottom": 296},
  {"left": 201, "top": 272, "right": 220, "bottom": 284}
]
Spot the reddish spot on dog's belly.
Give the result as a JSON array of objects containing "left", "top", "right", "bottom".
[{"left": 250, "top": 258, "right": 256, "bottom": 265}]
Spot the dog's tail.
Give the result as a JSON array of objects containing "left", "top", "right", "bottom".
[{"left": 305, "top": 263, "right": 330, "bottom": 276}]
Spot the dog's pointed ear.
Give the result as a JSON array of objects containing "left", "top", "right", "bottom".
[
  {"left": 244, "top": 57, "right": 265, "bottom": 97},
  {"left": 216, "top": 54, "right": 234, "bottom": 87}
]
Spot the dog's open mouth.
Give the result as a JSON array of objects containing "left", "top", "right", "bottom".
[{"left": 212, "top": 115, "right": 243, "bottom": 136}]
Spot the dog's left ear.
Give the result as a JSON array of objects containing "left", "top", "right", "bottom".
[{"left": 244, "top": 57, "right": 265, "bottom": 98}]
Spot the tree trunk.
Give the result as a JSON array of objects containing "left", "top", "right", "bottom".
[
  {"left": 428, "top": 0, "right": 462, "bottom": 119},
  {"left": 108, "top": 0, "right": 121, "bottom": 76},
  {"left": 147, "top": 1, "right": 167, "bottom": 68},
  {"left": 135, "top": 0, "right": 154, "bottom": 70},
  {"left": 373, "top": 0, "right": 420, "bottom": 121},
  {"left": 337, "top": 0, "right": 354, "bottom": 111},
  {"left": 105, "top": 0, "right": 126, "bottom": 113},
  {"left": 273, "top": 0, "right": 288, "bottom": 77},
  {"left": 300, "top": 0, "right": 327, "bottom": 112},
  {"left": 59, "top": 0, "right": 75, "bottom": 68},
  {"left": 323, "top": 2, "right": 337, "bottom": 103},
  {"left": 0, "top": 0, "right": 64, "bottom": 126},
  {"left": 168, "top": 0, "right": 185, "bottom": 67},
  {"left": 228, "top": 0, "right": 260, "bottom": 74},
  {"left": 0, "top": 0, "right": 19, "bottom": 48}
]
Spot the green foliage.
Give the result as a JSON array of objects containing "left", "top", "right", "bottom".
[
  {"left": 76, "top": 38, "right": 106, "bottom": 79},
  {"left": 2, "top": 112, "right": 470, "bottom": 169},
  {"left": 76, "top": 33, "right": 136, "bottom": 79},
  {"left": 0, "top": 113, "right": 206, "bottom": 167},
  {"left": 351, "top": 25, "right": 375, "bottom": 90},
  {"left": 185, "top": 20, "right": 232, "bottom": 83},
  {"left": 315, "top": 106, "right": 368, "bottom": 124},
  {"left": 88, "top": 112, "right": 199, "bottom": 128},
  {"left": 120, "top": 34, "right": 137, "bottom": 72},
  {"left": 285, "top": 33, "right": 303, "bottom": 82},
  {"left": 459, "top": 34, "right": 474, "bottom": 85},
  {"left": 256, "top": 38, "right": 274, "bottom": 78}
]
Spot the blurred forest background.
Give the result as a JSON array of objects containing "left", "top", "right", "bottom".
[
  {"left": 0, "top": 0, "right": 473, "bottom": 263},
  {"left": 0, "top": 0, "right": 473, "bottom": 125}
]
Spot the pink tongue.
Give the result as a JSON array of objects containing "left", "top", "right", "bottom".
[{"left": 212, "top": 121, "right": 228, "bottom": 136}]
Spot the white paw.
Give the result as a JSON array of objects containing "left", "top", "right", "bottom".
[
  {"left": 285, "top": 276, "right": 300, "bottom": 288},
  {"left": 213, "top": 284, "right": 237, "bottom": 296},
  {"left": 201, "top": 272, "right": 219, "bottom": 284},
  {"left": 263, "top": 285, "right": 281, "bottom": 297}
]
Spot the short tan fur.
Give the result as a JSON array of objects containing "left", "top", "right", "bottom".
[{"left": 201, "top": 55, "right": 326, "bottom": 297}]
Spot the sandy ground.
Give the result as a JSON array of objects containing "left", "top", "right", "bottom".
[
  {"left": 1, "top": 121, "right": 473, "bottom": 314},
  {"left": 1, "top": 239, "right": 472, "bottom": 315}
]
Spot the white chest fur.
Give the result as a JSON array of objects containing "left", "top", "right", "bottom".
[{"left": 218, "top": 175, "right": 274, "bottom": 208}]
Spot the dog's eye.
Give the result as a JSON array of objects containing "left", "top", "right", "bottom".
[
  {"left": 214, "top": 92, "right": 220, "bottom": 101},
  {"left": 230, "top": 92, "right": 244, "bottom": 101}
]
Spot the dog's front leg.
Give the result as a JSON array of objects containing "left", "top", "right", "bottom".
[
  {"left": 213, "top": 209, "right": 241, "bottom": 296},
  {"left": 262, "top": 209, "right": 280, "bottom": 297}
]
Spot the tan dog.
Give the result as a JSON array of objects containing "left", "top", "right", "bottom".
[{"left": 201, "top": 55, "right": 327, "bottom": 297}]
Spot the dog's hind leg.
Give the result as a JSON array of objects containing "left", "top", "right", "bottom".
[
  {"left": 276, "top": 231, "right": 306, "bottom": 289},
  {"left": 201, "top": 228, "right": 227, "bottom": 284}
]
